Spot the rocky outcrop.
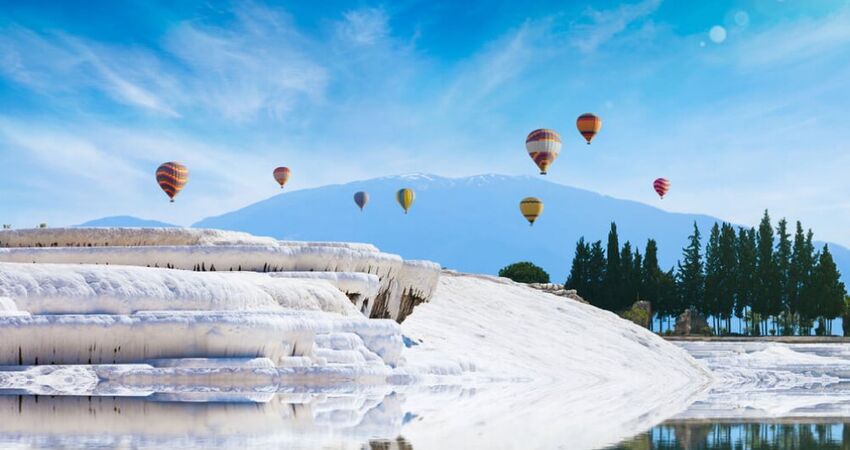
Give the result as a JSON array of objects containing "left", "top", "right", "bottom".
[
  {"left": 675, "top": 309, "right": 709, "bottom": 336},
  {"left": 525, "top": 282, "right": 589, "bottom": 304}
]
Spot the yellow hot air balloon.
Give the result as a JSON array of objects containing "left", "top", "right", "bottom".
[
  {"left": 576, "top": 113, "right": 602, "bottom": 144},
  {"left": 519, "top": 197, "right": 543, "bottom": 226},
  {"left": 397, "top": 188, "right": 415, "bottom": 214}
]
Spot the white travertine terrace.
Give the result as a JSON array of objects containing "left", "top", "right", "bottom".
[
  {"left": 0, "top": 227, "right": 435, "bottom": 370},
  {"left": 0, "top": 227, "right": 441, "bottom": 322}
]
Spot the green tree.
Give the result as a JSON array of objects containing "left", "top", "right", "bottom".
[
  {"left": 603, "top": 222, "right": 621, "bottom": 311},
  {"left": 659, "top": 268, "right": 678, "bottom": 332},
  {"left": 736, "top": 227, "right": 757, "bottom": 335},
  {"left": 619, "top": 241, "right": 635, "bottom": 310},
  {"left": 641, "top": 239, "right": 663, "bottom": 330},
  {"left": 498, "top": 261, "right": 550, "bottom": 284},
  {"left": 565, "top": 238, "right": 591, "bottom": 296},
  {"left": 717, "top": 223, "right": 738, "bottom": 334},
  {"left": 632, "top": 249, "right": 643, "bottom": 307},
  {"left": 677, "top": 222, "right": 704, "bottom": 314},
  {"left": 704, "top": 223, "right": 722, "bottom": 333},
  {"left": 774, "top": 218, "right": 792, "bottom": 334},
  {"left": 810, "top": 245, "right": 845, "bottom": 335},
  {"left": 798, "top": 229, "right": 818, "bottom": 333},
  {"left": 586, "top": 241, "right": 607, "bottom": 309},
  {"left": 788, "top": 221, "right": 807, "bottom": 332},
  {"left": 755, "top": 210, "right": 778, "bottom": 335}
]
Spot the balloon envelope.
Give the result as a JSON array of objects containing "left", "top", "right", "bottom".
[
  {"left": 156, "top": 162, "right": 188, "bottom": 202},
  {"left": 576, "top": 113, "right": 602, "bottom": 144},
  {"left": 653, "top": 178, "right": 670, "bottom": 199},
  {"left": 273, "top": 167, "right": 291, "bottom": 189},
  {"left": 396, "top": 188, "right": 415, "bottom": 214},
  {"left": 519, "top": 197, "right": 544, "bottom": 225},
  {"left": 354, "top": 191, "right": 369, "bottom": 211},
  {"left": 525, "top": 129, "right": 561, "bottom": 175}
]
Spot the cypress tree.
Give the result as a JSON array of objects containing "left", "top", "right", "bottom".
[
  {"left": 736, "top": 227, "right": 757, "bottom": 335},
  {"left": 619, "top": 241, "right": 634, "bottom": 311},
  {"left": 704, "top": 223, "right": 722, "bottom": 333},
  {"left": 659, "top": 268, "right": 678, "bottom": 332},
  {"left": 811, "top": 245, "right": 846, "bottom": 335},
  {"left": 566, "top": 238, "right": 591, "bottom": 297},
  {"left": 586, "top": 241, "right": 607, "bottom": 310},
  {"left": 642, "top": 239, "right": 663, "bottom": 331},
  {"left": 677, "top": 222, "right": 704, "bottom": 315},
  {"left": 603, "top": 222, "right": 621, "bottom": 311},
  {"left": 798, "top": 230, "right": 817, "bottom": 333},
  {"left": 788, "top": 222, "right": 805, "bottom": 331},
  {"left": 632, "top": 249, "right": 643, "bottom": 305},
  {"left": 774, "top": 218, "right": 792, "bottom": 334},
  {"left": 718, "top": 223, "right": 738, "bottom": 334},
  {"left": 755, "top": 210, "right": 777, "bottom": 335}
]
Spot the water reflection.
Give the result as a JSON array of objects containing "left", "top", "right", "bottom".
[
  {"left": 0, "top": 393, "right": 408, "bottom": 449},
  {"left": 611, "top": 420, "right": 850, "bottom": 450}
]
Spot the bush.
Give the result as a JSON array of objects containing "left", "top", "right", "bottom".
[
  {"left": 499, "top": 261, "right": 550, "bottom": 284},
  {"left": 622, "top": 307, "right": 650, "bottom": 328}
]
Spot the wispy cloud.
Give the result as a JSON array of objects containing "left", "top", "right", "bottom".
[
  {"left": 733, "top": 9, "right": 850, "bottom": 68},
  {"left": 337, "top": 8, "right": 390, "bottom": 46},
  {"left": 570, "top": 0, "right": 663, "bottom": 53}
]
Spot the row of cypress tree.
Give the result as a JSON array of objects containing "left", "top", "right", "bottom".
[{"left": 565, "top": 211, "right": 846, "bottom": 336}]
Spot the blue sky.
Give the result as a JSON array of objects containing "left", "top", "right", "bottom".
[{"left": 1, "top": 0, "right": 850, "bottom": 244}]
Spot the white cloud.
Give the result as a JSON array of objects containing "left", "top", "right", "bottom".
[
  {"left": 337, "top": 8, "right": 390, "bottom": 46},
  {"left": 734, "top": 10, "right": 850, "bottom": 68},
  {"left": 571, "top": 0, "right": 663, "bottom": 53}
]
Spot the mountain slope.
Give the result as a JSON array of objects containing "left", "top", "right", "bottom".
[
  {"left": 194, "top": 174, "right": 767, "bottom": 281},
  {"left": 76, "top": 216, "right": 178, "bottom": 228}
]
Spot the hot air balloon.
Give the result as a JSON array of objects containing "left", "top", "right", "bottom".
[
  {"left": 526, "top": 129, "right": 561, "bottom": 175},
  {"left": 273, "top": 167, "right": 291, "bottom": 189},
  {"left": 396, "top": 188, "right": 415, "bottom": 214},
  {"left": 576, "top": 113, "right": 602, "bottom": 144},
  {"left": 354, "top": 191, "right": 369, "bottom": 211},
  {"left": 653, "top": 178, "right": 670, "bottom": 199},
  {"left": 156, "top": 162, "right": 188, "bottom": 203},
  {"left": 519, "top": 197, "right": 544, "bottom": 226}
]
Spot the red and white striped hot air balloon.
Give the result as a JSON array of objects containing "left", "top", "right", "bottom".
[
  {"left": 525, "top": 129, "right": 561, "bottom": 175},
  {"left": 653, "top": 178, "right": 670, "bottom": 199}
]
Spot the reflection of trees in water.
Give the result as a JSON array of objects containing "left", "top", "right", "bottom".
[
  {"left": 611, "top": 422, "right": 848, "bottom": 449},
  {"left": 366, "top": 436, "right": 413, "bottom": 450}
]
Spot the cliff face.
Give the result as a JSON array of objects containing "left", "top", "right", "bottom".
[{"left": 0, "top": 227, "right": 440, "bottom": 323}]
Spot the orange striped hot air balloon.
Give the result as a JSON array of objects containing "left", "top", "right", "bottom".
[
  {"left": 273, "top": 167, "right": 291, "bottom": 189},
  {"left": 526, "top": 129, "right": 561, "bottom": 175},
  {"left": 156, "top": 162, "right": 188, "bottom": 203},
  {"left": 576, "top": 113, "right": 602, "bottom": 144},
  {"left": 653, "top": 178, "right": 670, "bottom": 199}
]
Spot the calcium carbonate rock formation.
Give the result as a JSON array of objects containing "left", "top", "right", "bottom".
[
  {"left": 0, "top": 227, "right": 437, "bottom": 372},
  {"left": 0, "top": 227, "right": 440, "bottom": 323}
]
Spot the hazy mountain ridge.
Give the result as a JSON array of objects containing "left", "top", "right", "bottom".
[
  {"left": 78, "top": 174, "right": 850, "bottom": 284},
  {"left": 188, "top": 173, "right": 850, "bottom": 283}
]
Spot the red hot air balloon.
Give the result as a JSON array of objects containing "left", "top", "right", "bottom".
[
  {"left": 273, "top": 167, "right": 291, "bottom": 189},
  {"left": 156, "top": 162, "right": 188, "bottom": 202},
  {"left": 653, "top": 178, "right": 670, "bottom": 199},
  {"left": 576, "top": 113, "right": 602, "bottom": 144}
]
